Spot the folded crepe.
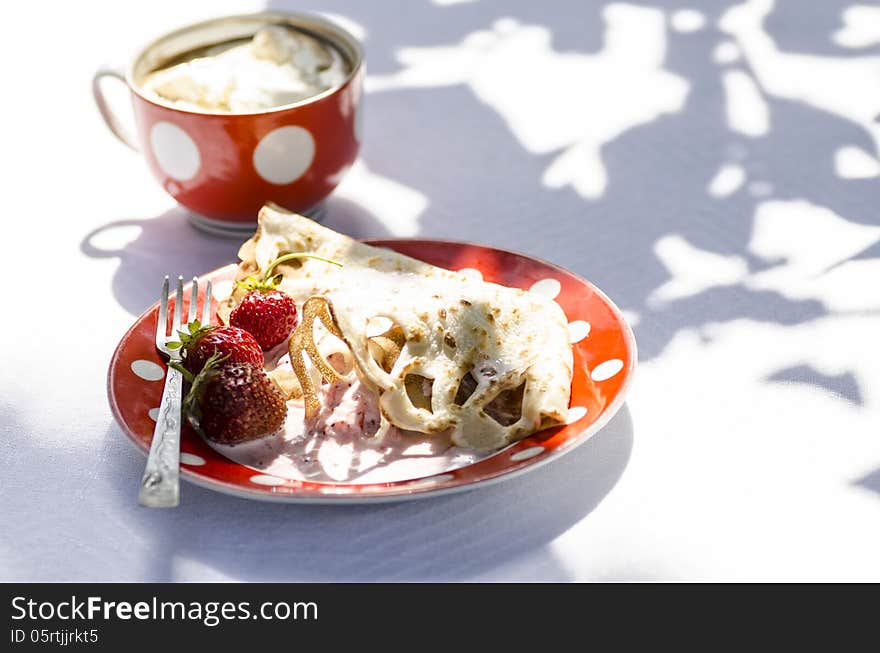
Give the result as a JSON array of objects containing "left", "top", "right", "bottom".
[{"left": 219, "top": 204, "right": 573, "bottom": 451}]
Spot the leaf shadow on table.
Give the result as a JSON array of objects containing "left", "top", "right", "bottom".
[
  {"left": 256, "top": 0, "right": 880, "bottom": 394},
  {"left": 764, "top": 364, "right": 863, "bottom": 406},
  {"left": 854, "top": 469, "right": 880, "bottom": 498},
  {"left": 101, "top": 406, "right": 633, "bottom": 582}
]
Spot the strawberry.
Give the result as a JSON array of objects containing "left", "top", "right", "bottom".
[
  {"left": 168, "top": 321, "right": 263, "bottom": 375},
  {"left": 229, "top": 252, "right": 342, "bottom": 350},
  {"left": 230, "top": 288, "right": 298, "bottom": 351},
  {"left": 178, "top": 354, "right": 287, "bottom": 445}
]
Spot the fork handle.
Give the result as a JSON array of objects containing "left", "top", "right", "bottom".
[{"left": 138, "top": 365, "right": 183, "bottom": 507}]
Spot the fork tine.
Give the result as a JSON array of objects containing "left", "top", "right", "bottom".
[
  {"left": 187, "top": 276, "right": 198, "bottom": 324},
  {"left": 157, "top": 275, "right": 169, "bottom": 346},
  {"left": 172, "top": 276, "right": 184, "bottom": 335},
  {"left": 202, "top": 279, "right": 213, "bottom": 325}
]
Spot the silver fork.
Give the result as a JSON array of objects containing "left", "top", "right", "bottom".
[{"left": 138, "top": 275, "right": 213, "bottom": 508}]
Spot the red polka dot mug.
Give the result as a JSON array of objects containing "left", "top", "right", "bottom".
[{"left": 93, "top": 12, "right": 364, "bottom": 233}]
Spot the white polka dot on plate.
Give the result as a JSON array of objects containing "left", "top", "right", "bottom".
[
  {"left": 510, "top": 446, "right": 544, "bottom": 462},
  {"left": 211, "top": 280, "right": 233, "bottom": 303},
  {"left": 565, "top": 406, "right": 588, "bottom": 424},
  {"left": 591, "top": 359, "right": 624, "bottom": 382},
  {"left": 250, "top": 474, "right": 286, "bottom": 486},
  {"left": 568, "top": 321, "right": 591, "bottom": 343},
  {"left": 148, "top": 407, "right": 160, "bottom": 421},
  {"left": 131, "top": 360, "right": 164, "bottom": 381},
  {"left": 180, "top": 453, "right": 206, "bottom": 466},
  {"left": 253, "top": 126, "right": 315, "bottom": 185},
  {"left": 458, "top": 268, "right": 483, "bottom": 281},
  {"left": 150, "top": 122, "right": 201, "bottom": 181},
  {"left": 529, "top": 278, "right": 561, "bottom": 299}
]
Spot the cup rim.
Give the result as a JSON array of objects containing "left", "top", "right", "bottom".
[{"left": 124, "top": 11, "right": 364, "bottom": 117}]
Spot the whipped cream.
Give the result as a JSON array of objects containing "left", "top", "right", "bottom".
[
  {"left": 208, "top": 378, "right": 483, "bottom": 484},
  {"left": 142, "top": 25, "right": 348, "bottom": 113}
]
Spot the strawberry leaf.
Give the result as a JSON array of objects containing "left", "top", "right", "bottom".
[
  {"left": 168, "top": 360, "right": 194, "bottom": 384},
  {"left": 235, "top": 275, "right": 262, "bottom": 292},
  {"left": 262, "top": 252, "right": 343, "bottom": 281},
  {"left": 180, "top": 350, "right": 226, "bottom": 429}
]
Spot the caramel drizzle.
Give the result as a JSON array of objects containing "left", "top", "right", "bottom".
[{"left": 288, "top": 296, "right": 345, "bottom": 418}]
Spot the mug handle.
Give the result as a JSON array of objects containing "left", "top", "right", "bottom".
[{"left": 92, "top": 65, "right": 139, "bottom": 151}]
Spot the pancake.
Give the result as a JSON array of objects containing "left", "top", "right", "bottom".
[{"left": 219, "top": 204, "right": 573, "bottom": 451}]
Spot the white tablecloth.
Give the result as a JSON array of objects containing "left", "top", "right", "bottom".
[{"left": 3, "top": 0, "right": 879, "bottom": 582}]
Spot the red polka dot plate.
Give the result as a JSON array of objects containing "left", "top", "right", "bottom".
[{"left": 107, "top": 240, "right": 635, "bottom": 503}]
